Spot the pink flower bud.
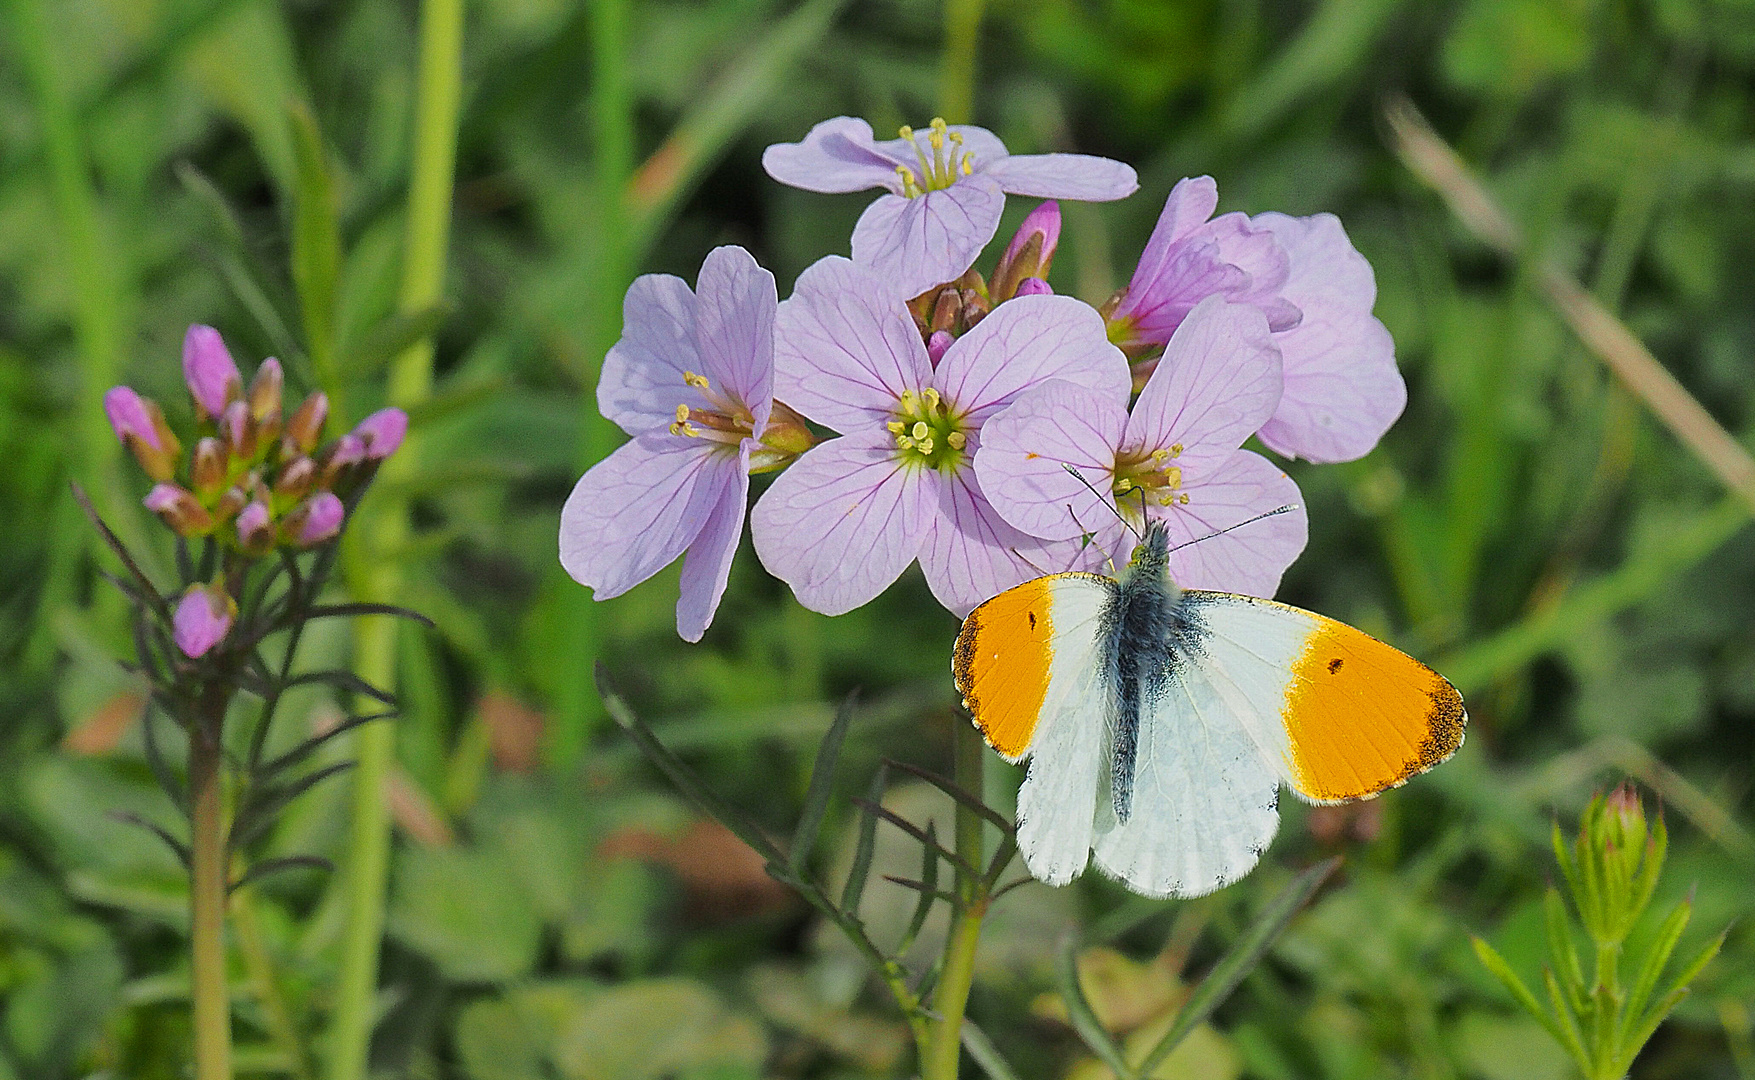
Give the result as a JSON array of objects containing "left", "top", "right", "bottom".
[
  {"left": 236, "top": 499, "right": 273, "bottom": 552},
  {"left": 273, "top": 456, "right": 316, "bottom": 499},
  {"left": 221, "top": 400, "right": 257, "bottom": 461},
  {"left": 183, "top": 325, "right": 241, "bottom": 421},
  {"left": 144, "top": 483, "right": 214, "bottom": 536},
  {"left": 927, "top": 330, "right": 954, "bottom": 366},
  {"left": 103, "top": 386, "right": 181, "bottom": 481},
  {"left": 352, "top": 408, "right": 408, "bottom": 459},
  {"left": 173, "top": 583, "right": 235, "bottom": 658},
  {"left": 1014, "top": 277, "right": 1053, "bottom": 297},
  {"left": 248, "top": 358, "right": 283, "bottom": 423},
  {"left": 285, "top": 391, "right": 328, "bottom": 454},
  {"left": 286, "top": 492, "right": 345, "bottom": 547},
  {"left": 192, "top": 438, "right": 226, "bottom": 495},
  {"left": 991, "top": 201, "right": 1061, "bottom": 301}
]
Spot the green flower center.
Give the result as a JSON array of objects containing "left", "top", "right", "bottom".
[
  {"left": 893, "top": 118, "right": 975, "bottom": 198},
  {"left": 1113, "top": 443, "right": 1186, "bottom": 513},
  {"left": 888, "top": 387, "right": 966, "bottom": 471}
]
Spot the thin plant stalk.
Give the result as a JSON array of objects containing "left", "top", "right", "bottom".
[
  {"left": 922, "top": 719, "right": 988, "bottom": 1080},
  {"left": 327, "top": 0, "right": 463, "bottom": 1075},
  {"left": 938, "top": 0, "right": 985, "bottom": 126},
  {"left": 189, "top": 689, "right": 234, "bottom": 1080},
  {"left": 549, "top": 0, "right": 636, "bottom": 769}
]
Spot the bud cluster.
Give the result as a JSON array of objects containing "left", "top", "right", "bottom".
[
  {"left": 102, "top": 325, "right": 408, "bottom": 657},
  {"left": 906, "top": 200, "right": 1062, "bottom": 365}
]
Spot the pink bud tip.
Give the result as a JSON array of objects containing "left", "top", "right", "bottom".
[
  {"left": 294, "top": 492, "right": 345, "bottom": 546},
  {"left": 173, "top": 585, "right": 233, "bottom": 658},
  {"left": 927, "top": 330, "right": 955, "bottom": 366},
  {"left": 144, "top": 484, "right": 182, "bottom": 513},
  {"left": 103, "top": 387, "right": 160, "bottom": 451},
  {"left": 183, "top": 325, "right": 241, "bottom": 419},
  {"left": 221, "top": 400, "right": 249, "bottom": 449},
  {"left": 1014, "top": 277, "right": 1053, "bottom": 296},
  {"left": 352, "top": 408, "right": 408, "bottom": 459},
  {"left": 237, "top": 500, "right": 270, "bottom": 542},
  {"left": 1002, "top": 200, "right": 1061, "bottom": 267}
]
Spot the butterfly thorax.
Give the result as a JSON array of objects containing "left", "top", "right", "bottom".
[{"left": 1106, "top": 524, "right": 1190, "bottom": 823}]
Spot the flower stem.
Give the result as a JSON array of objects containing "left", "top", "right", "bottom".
[
  {"left": 189, "top": 690, "right": 233, "bottom": 1080},
  {"left": 922, "top": 718, "right": 988, "bottom": 1080},
  {"left": 938, "top": 0, "right": 986, "bottom": 125},
  {"left": 327, "top": 0, "right": 462, "bottom": 1075}
]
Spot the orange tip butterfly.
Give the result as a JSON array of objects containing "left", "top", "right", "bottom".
[{"left": 952, "top": 520, "right": 1465, "bottom": 899}]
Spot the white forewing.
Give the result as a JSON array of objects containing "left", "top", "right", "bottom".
[
  {"left": 1178, "top": 593, "right": 1317, "bottom": 793},
  {"left": 1014, "top": 576, "right": 1117, "bottom": 887},
  {"left": 1090, "top": 654, "right": 1282, "bottom": 898}
]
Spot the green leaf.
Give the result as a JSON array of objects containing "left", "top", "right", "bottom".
[
  {"left": 345, "top": 305, "right": 451, "bottom": 379},
  {"left": 891, "top": 822, "right": 941, "bottom": 958},
  {"left": 789, "top": 692, "right": 857, "bottom": 876},
  {"left": 1473, "top": 936, "right": 1563, "bottom": 1042},
  {"left": 839, "top": 763, "right": 888, "bottom": 913},
  {"left": 388, "top": 845, "right": 542, "bottom": 983},
  {"left": 1624, "top": 897, "right": 1691, "bottom": 1032},
  {"left": 1541, "top": 966, "right": 1592, "bottom": 1071},
  {"left": 1130, "top": 857, "right": 1340, "bottom": 1079},
  {"left": 1544, "top": 887, "right": 1586, "bottom": 1012},
  {"left": 288, "top": 100, "right": 343, "bottom": 396},
  {"left": 1056, "top": 931, "right": 1132, "bottom": 1080},
  {"left": 960, "top": 1019, "right": 1024, "bottom": 1080}
]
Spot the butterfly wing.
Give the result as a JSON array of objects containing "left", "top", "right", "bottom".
[
  {"left": 954, "top": 572, "right": 1117, "bottom": 886},
  {"left": 1179, "top": 592, "right": 1466, "bottom": 804},
  {"left": 1090, "top": 652, "right": 1284, "bottom": 898}
]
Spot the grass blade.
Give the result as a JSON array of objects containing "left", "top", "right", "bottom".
[
  {"left": 1132, "top": 857, "right": 1340, "bottom": 1079},
  {"left": 961, "top": 1019, "right": 1024, "bottom": 1080},
  {"left": 1056, "top": 930, "right": 1131, "bottom": 1079},
  {"left": 790, "top": 692, "right": 858, "bottom": 875},
  {"left": 840, "top": 763, "right": 889, "bottom": 913}
]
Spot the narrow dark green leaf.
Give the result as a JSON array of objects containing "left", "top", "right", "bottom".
[
  {"left": 1132, "top": 857, "right": 1340, "bottom": 1078},
  {"left": 597, "top": 663, "right": 787, "bottom": 865},
  {"left": 894, "top": 822, "right": 942, "bottom": 957},
  {"left": 1542, "top": 966, "right": 1592, "bottom": 1070},
  {"left": 961, "top": 1019, "right": 1023, "bottom": 1080},
  {"left": 881, "top": 876, "right": 960, "bottom": 906},
  {"left": 230, "top": 761, "right": 355, "bottom": 852},
  {"left": 140, "top": 699, "right": 186, "bottom": 816},
  {"left": 287, "top": 101, "right": 342, "bottom": 391},
  {"left": 1626, "top": 897, "right": 1692, "bottom": 1028},
  {"left": 108, "top": 811, "right": 190, "bottom": 870},
  {"left": 304, "top": 602, "right": 435, "bottom": 628},
  {"left": 840, "top": 763, "right": 888, "bottom": 913},
  {"left": 344, "top": 305, "right": 450, "bottom": 377},
  {"left": 284, "top": 669, "right": 397, "bottom": 708},
  {"left": 230, "top": 854, "right": 334, "bottom": 893},
  {"left": 1545, "top": 886, "right": 1587, "bottom": 1012},
  {"left": 1056, "top": 930, "right": 1131, "bottom": 1079},
  {"left": 849, "top": 797, "right": 981, "bottom": 881},
  {"left": 1636, "top": 928, "right": 1727, "bottom": 1040},
  {"left": 71, "top": 483, "right": 166, "bottom": 616},
  {"left": 257, "top": 711, "right": 395, "bottom": 781},
  {"left": 884, "top": 758, "right": 1015, "bottom": 836},
  {"left": 790, "top": 692, "right": 859, "bottom": 875}
]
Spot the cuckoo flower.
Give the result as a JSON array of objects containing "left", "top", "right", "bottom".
[
  {"left": 173, "top": 583, "right": 235, "bottom": 658},
  {"left": 1109, "top": 177, "right": 1404, "bottom": 463},
  {"left": 763, "top": 117, "right": 1136, "bottom": 300},
  {"left": 560, "top": 246, "right": 787, "bottom": 642},
  {"left": 183, "top": 324, "right": 242, "bottom": 421},
  {"left": 751, "top": 256, "right": 1128, "bottom": 617},
  {"left": 978, "top": 296, "right": 1308, "bottom": 597}
]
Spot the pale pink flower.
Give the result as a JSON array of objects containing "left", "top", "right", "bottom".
[
  {"left": 173, "top": 584, "right": 234, "bottom": 658},
  {"left": 183, "top": 324, "right": 242, "bottom": 420}
]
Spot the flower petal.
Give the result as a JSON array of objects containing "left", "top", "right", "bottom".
[
  {"left": 1125, "top": 296, "right": 1281, "bottom": 476},
  {"left": 1128, "top": 176, "right": 1220, "bottom": 298},
  {"left": 919, "top": 469, "right": 1092, "bottom": 617},
  {"left": 598, "top": 273, "right": 699, "bottom": 435},
  {"left": 675, "top": 444, "right": 752, "bottom": 642},
  {"left": 559, "top": 433, "right": 738, "bottom": 599},
  {"left": 694, "top": 245, "right": 777, "bottom": 432},
  {"left": 1251, "top": 212, "right": 1405, "bottom": 463},
  {"left": 1156, "top": 450, "right": 1306, "bottom": 597},
  {"left": 974, "top": 380, "right": 1129, "bottom": 541},
  {"left": 775, "top": 256, "right": 931, "bottom": 430},
  {"left": 762, "top": 116, "right": 907, "bottom": 194},
  {"left": 850, "top": 179, "right": 1005, "bottom": 300},
  {"left": 934, "top": 293, "right": 1130, "bottom": 424},
  {"left": 979, "top": 153, "right": 1138, "bottom": 201},
  {"left": 750, "top": 430, "right": 933, "bottom": 615}
]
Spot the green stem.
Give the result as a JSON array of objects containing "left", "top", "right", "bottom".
[
  {"left": 938, "top": 0, "right": 985, "bottom": 125},
  {"left": 233, "top": 884, "right": 312, "bottom": 1080},
  {"left": 189, "top": 692, "right": 233, "bottom": 1080},
  {"left": 923, "top": 720, "right": 988, "bottom": 1080},
  {"left": 549, "top": 0, "right": 634, "bottom": 769},
  {"left": 327, "top": 0, "right": 462, "bottom": 1075}
]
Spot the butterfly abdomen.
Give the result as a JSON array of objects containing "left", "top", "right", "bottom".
[{"left": 1108, "top": 546, "right": 1186, "bottom": 822}]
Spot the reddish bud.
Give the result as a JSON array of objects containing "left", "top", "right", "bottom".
[
  {"left": 173, "top": 583, "right": 234, "bottom": 658},
  {"left": 236, "top": 499, "right": 273, "bottom": 553},
  {"left": 144, "top": 484, "right": 213, "bottom": 536},
  {"left": 104, "top": 387, "right": 181, "bottom": 481},
  {"left": 192, "top": 438, "right": 226, "bottom": 495},
  {"left": 273, "top": 456, "right": 316, "bottom": 500},
  {"left": 182, "top": 325, "right": 241, "bottom": 421},
  {"left": 285, "top": 391, "right": 328, "bottom": 454},
  {"left": 285, "top": 492, "right": 344, "bottom": 547},
  {"left": 352, "top": 408, "right": 408, "bottom": 460},
  {"left": 927, "top": 330, "right": 954, "bottom": 366}
]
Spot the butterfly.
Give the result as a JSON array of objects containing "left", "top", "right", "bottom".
[{"left": 952, "top": 518, "right": 1465, "bottom": 899}]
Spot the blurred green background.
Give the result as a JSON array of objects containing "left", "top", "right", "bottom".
[{"left": 3, "top": 0, "right": 1755, "bottom": 1076}]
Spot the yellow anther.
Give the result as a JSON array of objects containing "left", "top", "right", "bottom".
[
  {"left": 1114, "top": 478, "right": 1134, "bottom": 494},
  {"left": 669, "top": 422, "right": 684, "bottom": 436},
  {"left": 1165, "top": 466, "right": 1183, "bottom": 488},
  {"left": 961, "top": 156, "right": 974, "bottom": 175},
  {"left": 946, "top": 431, "right": 966, "bottom": 450},
  {"left": 887, "top": 420, "right": 906, "bottom": 435},
  {"left": 1151, "top": 448, "right": 1170, "bottom": 464},
  {"left": 1170, "top": 443, "right": 1183, "bottom": 456},
  {"left": 899, "top": 389, "right": 916, "bottom": 407},
  {"left": 923, "top": 387, "right": 941, "bottom": 409},
  {"left": 679, "top": 421, "right": 699, "bottom": 437},
  {"left": 929, "top": 126, "right": 945, "bottom": 150},
  {"left": 683, "top": 370, "right": 710, "bottom": 389},
  {"left": 911, "top": 421, "right": 929, "bottom": 440},
  {"left": 917, "top": 436, "right": 934, "bottom": 455},
  {"left": 1178, "top": 493, "right": 1190, "bottom": 505},
  {"left": 676, "top": 404, "right": 691, "bottom": 423},
  {"left": 897, "top": 436, "right": 916, "bottom": 451},
  {"left": 898, "top": 125, "right": 913, "bottom": 140}
]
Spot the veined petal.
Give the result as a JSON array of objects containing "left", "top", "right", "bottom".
[
  {"left": 775, "top": 256, "right": 932, "bottom": 430},
  {"left": 1251, "top": 212, "right": 1405, "bottom": 463},
  {"left": 920, "top": 469, "right": 1092, "bottom": 617},
  {"left": 974, "top": 380, "right": 1128, "bottom": 541},
  {"left": 599, "top": 273, "right": 700, "bottom": 435},
  {"left": 934, "top": 293, "right": 1129, "bottom": 424},
  {"left": 763, "top": 116, "right": 908, "bottom": 194},
  {"left": 750, "top": 430, "right": 934, "bottom": 615},
  {"left": 1156, "top": 450, "right": 1306, "bottom": 597},
  {"left": 979, "top": 153, "right": 1138, "bottom": 201},
  {"left": 560, "top": 433, "right": 739, "bottom": 599},
  {"left": 1125, "top": 296, "right": 1282, "bottom": 476},
  {"left": 850, "top": 180, "right": 1005, "bottom": 301},
  {"left": 675, "top": 442, "right": 753, "bottom": 642},
  {"left": 695, "top": 245, "right": 777, "bottom": 432},
  {"left": 1129, "top": 176, "right": 1220, "bottom": 296}
]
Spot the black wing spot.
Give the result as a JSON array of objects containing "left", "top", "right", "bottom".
[
  {"left": 1327, "top": 657, "right": 1345, "bottom": 674},
  {"left": 1028, "top": 610, "right": 1037, "bottom": 630}
]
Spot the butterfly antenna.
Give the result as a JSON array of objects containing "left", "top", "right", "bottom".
[
  {"left": 1061, "top": 465, "right": 1142, "bottom": 540},
  {"left": 1165, "top": 504, "right": 1299, "bottom": 553}
]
